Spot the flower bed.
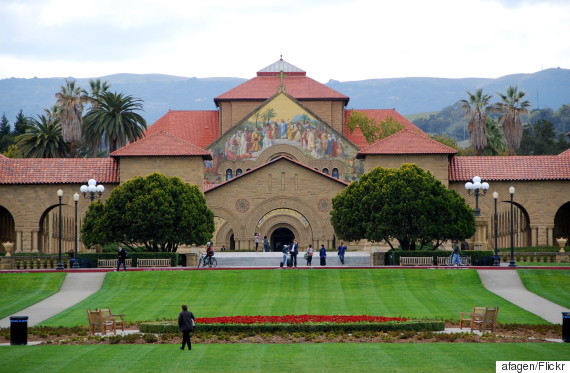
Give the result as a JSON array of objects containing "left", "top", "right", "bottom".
[{"left": 140, "top": 314, "right": 444, "bottom": 334}]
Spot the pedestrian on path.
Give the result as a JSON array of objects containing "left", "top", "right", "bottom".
[
  {"left": 178, "top": 304, "right": 195, "bottom": 350},
  {"left": 320, "top": 244, "right": 327, "bottom": 266},
  {"left": 254, "top": 233, "right": 260, "bottom": 251},
  {"left": 452, "top": 241, "right": 462, "bottom": 266},
  {"left": 305, "top": 245, "right": 314, "bottom": 266},
  {"left": 281, "top": 245, "right": 288, "bottom": 267},
  {"left": 263, "top": 236, "right": 270, "bottom": 252},
  {"left": 337, "top": 242, "right": 347, "bottom": 265},
  {"left": 116, "top": 246, "right": 127, "bottom": 271},
  {"left": 290, "top": 239, "right": 299, "bottom": 267}
]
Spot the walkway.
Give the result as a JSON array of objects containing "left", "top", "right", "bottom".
[
  {"left": 477, "top": 270, "right": 569, "bottom": 324},
  {"left": 0, "top": 272, "right": 105, "bottom": 328}
]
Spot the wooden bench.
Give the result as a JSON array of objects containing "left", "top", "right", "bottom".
[
  {"left": 400, "top": 257, "right": 433, "bottom": 266},
  {"left": 87, "top": 309, "right": 116, "bottom": 335},
  {"left": 437, "top": 256, "right": 471, "bottom": 266},
  {"left": 137, "top": 258, "right": 171, "bottom": 267},
  {"left": 98, "top": 308, "right": 126, "bottom": 332},
  {"left": 459, "top": 306, "right": 487, "bottom": 329},
  {"left": 98, "top": 259, "right": 132, "bottom": 268},
  {"left": 471, "top": 306, "right": 499, "bottom": 333}
]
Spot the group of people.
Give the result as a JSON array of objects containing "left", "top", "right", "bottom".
[{"left": 280, "top": 240, "right": 348, "bottom": 267}]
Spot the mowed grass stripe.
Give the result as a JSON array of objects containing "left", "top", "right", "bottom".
[
  {"left": 0, "top": 272, "right": 66, "bottom": 319},
  {"left": 0, "top": 344, "right": 568, "bottom": 373},
  {"left": 35, "top": 269, "right": 548, "bottom": 326},
  {"left": 518, "top": 269, "right": 570, "bottom": 309}
]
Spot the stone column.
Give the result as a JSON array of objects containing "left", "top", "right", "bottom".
[
  {"left": 31, "top": 229, "right": 39, "bottom": 253},
  {"left": 472, "top": 216, "right": 489, "bottom": 250}
]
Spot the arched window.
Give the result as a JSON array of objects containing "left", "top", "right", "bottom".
[
  {"left": 322, "top": 168, "right": 329, "bottom": 175},
  {"left": 226, "top": 169, "right": 233, "bottom": 180},
  {"left": 236, "top": 169, "right": 243, "bottom": 176},
  {"left": 246, "top": 168, "right": 251, "bottom": 172},
  {"left": 332, "top": 168, "right": 339, "bottom": 179}
]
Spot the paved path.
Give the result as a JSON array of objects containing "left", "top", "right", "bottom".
[
  {"left": 0, "top": 272, "right": 105, "bottom": 328},
  {"left": 477, "top": 270, "right": 569, "bottom": 324}
]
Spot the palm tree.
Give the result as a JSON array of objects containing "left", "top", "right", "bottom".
[
  {"left": 87, "top": 79, "right": 110, "bottom": 108},
  {"left": 82, "top": 91, "right": 147, "bottom": 153},
  {"left": 491, "top": 86, "right": 531, "bottom": 155},
  {"left": 459, "top": 89, "right": 492, "bottom": 156},
  {"left": 55, "top": 80, "right": 87, "bottom": 156},
  {"left": 16, "top": 115, "right": 69, "bottom": 158},
  {"left": 483, "top": 118, "right": 507, "bottom": 156}
]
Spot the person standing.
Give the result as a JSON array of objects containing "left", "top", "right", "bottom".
[
  {"left": 116, "top": 246, "right": 127, "bottom": 271},
  {"left": 178, "top": 304, "right": 195, "bottom": 350},
  {"left": 281, "top": 244, "right": 288, "bottom": 268},
  {"left": 319, "top": 244, "right": 327, "bottom": 266},
  {"left": 452, "top": 241, "right": 462, "bottom": 266},
  {"left": 289, "top": 239, "right": 299, "bottom": 267},
  {"left": 337, "top": 242, "right": 347, "bottom": 265},
  {"left": 305, "top": 245, "right": 315, "bottom": 266},
  {"left": 263, "top": 236, "right": 270, "bottom": 252},
  {"left": 254, "top": 233, "right": 260, "bottom": 251}
]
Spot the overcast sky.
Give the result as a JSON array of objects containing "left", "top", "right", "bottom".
[{"left": 1, "top": 0, "right": 568, "bottom": 82}]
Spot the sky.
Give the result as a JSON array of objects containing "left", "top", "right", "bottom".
[{"left": 0, "top": 0, "right": 569, "bottom": 83}]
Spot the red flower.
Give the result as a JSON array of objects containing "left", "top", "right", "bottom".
[{"left": 195, "top": 315, "right": 407, "bottom": 324}]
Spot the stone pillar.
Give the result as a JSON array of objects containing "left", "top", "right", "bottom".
[
  {"left": 31, "top": 229, "right": 39, "bottom": 253},
  {"left": 472, "top": 216, "right": 489, "bottom": 250},
  {"left": 15, "top": 230, "right": 23, "bottom": 253}
]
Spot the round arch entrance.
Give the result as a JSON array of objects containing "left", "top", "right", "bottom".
[
  {"left": 271, "top": 228, "right": 295, "bottom": 252},
  {"left": 554, "top": 202, "right": 570, "bottom": 243},
  {"left": 0, "top": 206, "right": 16, "bottom": 244}
]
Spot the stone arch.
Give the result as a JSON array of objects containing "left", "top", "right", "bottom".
[
  {"left": 38, "top": 203, "right": 76, "bottom": 254},
  {"left": 0, "top": 205, "right": 16, "bottom": 245},
  {"left": 214, "top": 219, "right": 234, "bottom": 251},
  {"left": 256, "top": 144, "right": 309, "bottom": 166},
  {"left": 257, "top": 213, "right": 313, "bottom": 249},
  {"left": 494, "top": 199, "right": 531, "bottom": 248},
  {"left": 553, "top": 201, "right": 570, "bottom": 244}
]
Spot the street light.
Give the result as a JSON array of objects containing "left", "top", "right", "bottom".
[
  {"left": 80, "top": 179, "right": 104, "bottom": 202},
  {"left": 73, "top": 193, "right": 80, "bottom": 269},
  {"left": 465, "top": 176, "right": 490, "bottom": 217},
  {"left": 492, "top": 192, "right": 500, "bottom": 266},
  {"left": 56, "top": 189, "right": 64, "bottom": 270},
  {"left": 509, "top": 186, "right": 517, "bottom": 267}
]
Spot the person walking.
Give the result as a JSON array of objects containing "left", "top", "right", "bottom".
[
  {"left": 263, "top": 236, "right": 270, "bottom": 252},
  {"left": 281, "top": 244, "right": 288, "bottom": 268},
  {"left": 337, "top": 241, "right": 347, "bottom": 265},
  {"left": 452, "top": 241, "right": 462, "bottom": 266},
  {"left": 178, "top": 304, "right": 195, "bottom": 350},
  {"left": 116, "top": 246, "right": 127, "bottom": 271},
  {"left": 254, "top": 233, "right": 260, "bottom": 251},
  {"left": 319, "top": 244, "right": 327, "bottom": 266},
  {"left": 305, "top": 245, "right": 315, "bottom": 266},
  {"left": 289, "top": 239, "right": 299, "bottom": 267}
]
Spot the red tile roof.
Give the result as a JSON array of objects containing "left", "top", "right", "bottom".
[
  {"left": 449, "top": 155, "right": 570, "bottom": 181},
  {"left": 214, "top": 76, "right": 349, "bottom": 103},
  {"left": 560, "top": 149, "right": 570, "bottom": 157},
  {"left": 110, "top": 131, "right": 212, "bottom": 159},
  {"left": 0, "top": 158, "right": 119, "bottom": 184},
  {"left": 357, "top": 129, "right": 457, "bottom": 158},
  {"left": 343, "top": 109, "right": 425, "bottom": 148},
  {"left": 205, "top": 155, "right": 349, "bottom": 192},
  {"left": 0, "top": 154, "right": 7, "bottom": 158},
  {"left": 145, "top": 110, "right": 219, "bottom": 149}
]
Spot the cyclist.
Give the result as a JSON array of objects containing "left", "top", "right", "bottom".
[{"left": 204, "top": 242, "right": 215, "bottom": 267}]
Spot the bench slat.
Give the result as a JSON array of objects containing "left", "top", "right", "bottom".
[
  {"left": 98, "top": 259, "right": 132, "bottom": 268},
  {"left": 400, "top": 257, "right": 433, "bottom": 266},
  {"left": 137, "top": 258, "right": 171, "bottom": 267}
]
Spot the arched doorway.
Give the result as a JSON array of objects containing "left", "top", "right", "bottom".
[
  {"left": 0, "top": 206, "right": 16, "bottom": 244},
  {"left": 271, "top": 228, "right": 295, "bottom": 252},
  {"left": 554, "top": 202, "right": 570, "bottom": 245}
]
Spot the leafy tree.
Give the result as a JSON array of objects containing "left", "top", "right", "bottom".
[
  {"left": 331, "top": 164, "right": 476, "bottom": 250},
  {"left": 429, "top": 133, "right": 460, "bottom": 151},
  {"left": 459, "top": 89, "right": 492, "bottom": 156},
  {"left": 82, "top": 91, "right": 147, "bottom": 153},
  {"left": 261, "top": 108, "right": 277, "bottom": 124},
  {"left": 83, "top": 173, "right": 215, "bottom": 252},
  {"left": 80, "top": 201, "right": 106, "bottom": 248},
  {"left": 491, "top": 86, "right": 531, "bottom": 155},
  {"left": 0, "top": 113, "right": 10, "bottom": 136},
  {"left": 1, "top": 144, "right": 19, "bottom": 158},
  {"left": 15, "top": 114, "right": 69, "bottom": 158},
  {"left": 13, "top": 109, "right": 29, "bottom": 135},
  {"left": 483, "top": 118, "right": 508, "bottom": 156},
  {"left": 346, "top": 112, "right": 404, "bottom": 143},
  {"left": 55, "top": 79, "right": 88, "bottom": 155},
  {"left": 519, "top": 119, "right": 569, "bottom": 155}
]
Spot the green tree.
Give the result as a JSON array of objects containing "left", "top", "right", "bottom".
[
  {"left": 429, "top": 134, "right": 460, "bottom": 151},
  {"left": 82, "top": 91, "right": 147, "bottom": 153},
  {"left": 83, "top": 173, "right": 215, "bottom": 252},
  {"left": 55, "top": 79, "right": 88, "bottom": 155},
  {"left": 15, "top": 114, "right": 69, "bottom": 158},
  {"left": 491, "top": 86, "right": 531, "bottom": 156},
  {"left": 80, "top": 201, "right": 106, "bottom": 248},
  {"left": 261, "top": 108, "right": 277, "bottom": 124},
  {"left": 483, "top": 118, "right": 507, "bottom": 156},
  {"left": 0, "top": 113, "right": 10, "bottom": 136},
  {"left": 13, "top": 109, "right": 29, "bottom": 135},
  {"left": 459, "top": 89, "right": 492, "bottom": 156},
  {"left": 331, "top": 164, "right": 476, "bottom": 250},
  {"left": 346, "top": 112, "right": 404, "bottom": 143},
  {"left": 519, "top": 119, "right": 569, "bottom": 155}
]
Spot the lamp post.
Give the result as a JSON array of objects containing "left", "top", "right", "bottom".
[
  {"left": 509, "top": 186, "right": 516, "bottom": 267},
  {"left": 465, "top": 176, "right": 490, "bottom": 217},
  {"left": 56, "top": 189, "right": 64, "bottom": 270},
  {"left": 73, "top": 193, "right": 80, "bottom": 269},
  {"left": 492, "top": 192, "right": 500, "bottom": 266},
  {"left": 80, "top": 179, "right": 104, "bottom": 202}
]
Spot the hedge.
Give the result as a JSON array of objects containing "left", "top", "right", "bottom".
[{"left": 139, "top": 320, "right": 445, "bottom": 334}]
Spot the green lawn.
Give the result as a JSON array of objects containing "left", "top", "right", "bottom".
[
  {"left": 0, "top": 273, "right": 66, "bottom": 319},
  {"left": 40, "top": 269, "right": 547, "bottom": 326},
  {"left": 0, "top": 344, "right": 568, "bottom": 373},
  {"left": 518, "top": 269, "right": 570, "bottom": 309}
]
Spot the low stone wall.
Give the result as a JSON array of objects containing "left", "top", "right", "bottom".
[{"left": 499, "top": 252, "right": 569, "bottom": 264}]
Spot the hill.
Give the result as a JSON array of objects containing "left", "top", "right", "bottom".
[{"left": 0, "top": 68, "right": 568, "bottom": 125}]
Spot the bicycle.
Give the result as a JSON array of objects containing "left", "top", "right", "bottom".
[
  {"left": 444, "top": 255, "right": 469, "bottom": 266},
  {"left": 198, "top": 253, "right": 217, "bottom": 268}
]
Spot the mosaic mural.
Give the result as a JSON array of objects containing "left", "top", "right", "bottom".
[{"left": 205, "top": 93, "right": 363, "bottom": 183}]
